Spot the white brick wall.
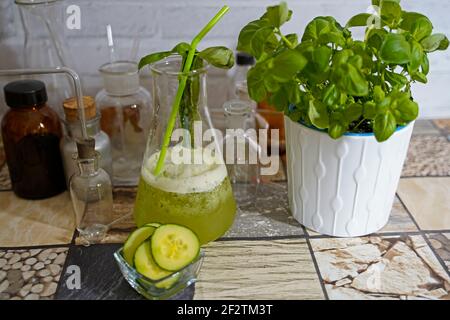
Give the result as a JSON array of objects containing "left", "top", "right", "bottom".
[{"left": 0, "top": 0, "right": 449, "bottom": 118}]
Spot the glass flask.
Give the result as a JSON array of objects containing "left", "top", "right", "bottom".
[
  {"left": 133, "top": 55, "right": 237, "bottom": 244},
  {"left": 1, "top": 79, "right": 66, "bottom": 199},
  {"left": 96, "top": 61, "right": 152, "bottom": 186},
  {"left": 69, "top": 139, "right": 113, "bottom": 244},
  {"left": 16, "top": 0, "right": 75, "bottom": 117},
  {"left": 60, "top": 96, "right": 113, "bottom": 186},
  {"left": 223, "top": 99, "right": 261, "bottom": 202}
]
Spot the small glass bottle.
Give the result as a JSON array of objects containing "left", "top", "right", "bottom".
[
  {"left": 228, "top": 52, "right": 256, "bottom": 107},
  {"left": 60, "top": 96, "right": 112, "bottom": 186},
  {"left": 1, "top": 79, "right": 66, "bottom": 199},
  {"left": 223, "top": 99, "right": 261, "bottom": 202},
  {"left": 69, "top": 139, "right": 113, "bottom": 244},
  {"left": 96, "top": 61, "right": 152, "bottom": 186}
]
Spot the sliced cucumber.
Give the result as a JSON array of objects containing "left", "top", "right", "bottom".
[
  {"left": 144, "top": 222, "right": 162, "bottom": 228},
  {"left": 134, "top": 241, "right": 172, "bottom": 280},
  {"left": 123, "top": 226, "right": 156, "bottom": 266},
  {"left": 151, "top": 224, "right": 200, "bottom": 272}
]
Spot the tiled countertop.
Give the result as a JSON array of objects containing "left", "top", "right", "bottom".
[{"left": 0, "top": 120, "right": 449, "bottom": 300}]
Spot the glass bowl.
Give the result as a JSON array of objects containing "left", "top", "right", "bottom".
[{"left": 114, "top": 247, "right": 204, "bottom": 300}]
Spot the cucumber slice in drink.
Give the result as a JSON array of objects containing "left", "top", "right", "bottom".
[
  {"left": 123, "top": 226, "right": 156, "bottom": 266},
  {"left": 134, "top": 241, "right": 172, "bottom": 280},
  {"left": 144, "top": 222, "right": 162, "bottom": 228},
  {"left": 151, "top": 224, "right": 200, "bottom": 271}
]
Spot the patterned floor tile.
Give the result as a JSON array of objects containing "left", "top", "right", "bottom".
[
  {"left": 306, "top": 196, "right": 417, "bottom": 236},
  {"left": 427, "top": 233, "right": 450, "bottom": 273},
  {"left": 0, "top": 247, "right": 68, "bottom": 300},
  {"left": 194, "top": 239, "right": 324, "bottom": 300},
  {"left": 397, "top": 177, "right": 450, "bottom": 230},
  {"left": 402, "top": 135, "right": 450, "bottom": 177},
  {"left": 310, "top": 235, "right": 450, "bottom": 300}
]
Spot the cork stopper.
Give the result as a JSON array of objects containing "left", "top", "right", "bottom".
[
  {"left": 63, "top": 96, "right": 96, "bottom": 122},
  {"left": 76, "top": 138, "right": 96, "bottom": 159}
]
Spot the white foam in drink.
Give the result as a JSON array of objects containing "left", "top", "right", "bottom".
[{"left": 141, "top": 146, "right": 227, "bottom": 194}]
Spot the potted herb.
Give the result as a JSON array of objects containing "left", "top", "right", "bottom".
[{"left": 237, "top": 1, "right": 448, "bottom": 236}]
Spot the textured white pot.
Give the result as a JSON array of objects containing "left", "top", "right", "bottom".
[{"left": 285, "top": 117, "right": 414, "bottom": 237}]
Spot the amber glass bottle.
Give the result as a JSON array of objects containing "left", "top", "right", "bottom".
[{"left": 1, "top": 80, "right": 66, "bottom": 199}]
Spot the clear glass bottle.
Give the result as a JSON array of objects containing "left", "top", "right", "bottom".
[
  {"left": 69, "top": 139, "right": 113, "bottom": 244},
  {"left": 223, "top": 99, "right": 261, "bottom": 202},
  {"left": 60, "top": 96, "right": 112, "bottom": 186},
  {"left": 15, "top": 0, "right": 76, "bottom": 118},
  {"left": 228, "top": 52, "right": 256, "bottom": 108},
  {"left": 96, "top": 61, "right": 152, "bottom": 186},
  {"left": 133, "top": 55, "right": 237, "bottom": 244}
]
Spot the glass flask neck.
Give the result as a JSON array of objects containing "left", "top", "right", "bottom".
[
  {"left": 76, "top": 155, "right": 100, "bottom": 176},
  {"left": 224, "top": 100, "right": 252, "bottom": 130},
  {"left": 65, "top": 116, "right": 100, "bottom": 139}
]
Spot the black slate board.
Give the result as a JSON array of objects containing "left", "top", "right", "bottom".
[{"left": 55, "top": 244, "right": 194, "bottom": 300}]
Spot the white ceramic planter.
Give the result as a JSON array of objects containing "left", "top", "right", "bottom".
[{"left": 285, "top": 116, "right": 414, "bottom": 237}]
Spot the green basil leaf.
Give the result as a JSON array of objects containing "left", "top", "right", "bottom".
[
  {"left": 270, "top": 49, "right": 307, "bottom": 82},
  {"left": 329, "top": 118, "right": 347, "bottom": 139},
  {"left": 172, "top": 42, "right": 191, "bottom": 56},
  {"left": 380, "top": 33, "right": 411, "bottom": 64},
  {"left": 421, "top": 54, "right": 430, "bottom": 75},
  {"left": 346, "top": 13, "right": 372, "bottom": 28},
  {"left": 363, "top": 101, "right": 378, "bottom": 119},
  {"left": 344, "top": 103, "right": 363, "bottom": 122},
  {"left": 400, "top": 12, "right": 429, "bottom": 33},
  {"left": 396, "top": 98, "right": 419, "bottom": 121},
  {"left": 333, "top": 63, "right": 369, "bottom": 97},
  {"left": 323, "top": 84, "right": 339, "bottom": 107},
  {"left": 411, "top": 17, "right": 433, "bottom": 42},
  {"left": 312, "top": 45, "right": 332, "bottom": 72},
  {"left": 198, "top": 46, "right": 234, "bottom": 69},
  {"left": 237, "top": 19, "right": 278, "bottom": 59},
  {"left": 385, "top": 71, "right": 408, "bottom": 86},
  {"left": 261, "top": 2, "right": 292, "bottom": 28},
  {"left": 380, "top": 0, "right": 402, "bottom": 27},
  {"left": 367, "top": 28, "right": 387, "bottom": 52},
  {"left": 285, "top": 33, "right": 299, "bottom": 47},
  {"left": 374, "top": 111, "right": 397, "bottom": 142},
  {"left": 302, "top": 17, "right": 331, "bottom": 42},
  {"left": 285, "top": 81, "right": 302, "bottom": 104},
  {"left": 374, "top": 85, "right": 385, "bottom": 103},
  {"left": 268, "top": 87, "right": 289, "bottom": 111},
  {"left": 411, "top": 71, "right": 428, "bottom": 83},
  {"left": 247, "top": 66, "right": 267, "bottom": 102},
  {"left": 409, "top": 40, "right": 423, "bottom": 72},
  {"left": 318, "top": 32, "right": 346, "bottom": 47},
  {"left": 421, "top": 33, "right": 449, "bottom": 52},
  {"left": 308, "top": 99, "right": 329, "bottom": 129},
  {"left": 138, "top": 51, "right": 171, "bottom": 70}
]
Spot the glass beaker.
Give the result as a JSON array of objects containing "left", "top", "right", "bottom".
[
  {"left": 96, "top": 61, "right": 152, "bottom": 186},
  {"left": 133, "top": 55, "right": 237, "bottom": 244},
  {"left": 16, "top": 0, "right": 76, "bottom": 117}
]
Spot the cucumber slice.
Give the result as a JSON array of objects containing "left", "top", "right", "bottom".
[
  {"left": 134, "top": 241, "right": 172, "bottom": 280},
  {"left": 151, "top": 224, "right": 200, "bottom": 271},
  {"left": 123, "top": 226, "right": 156, "bottom": 266},
  {"left": 144, "top": 222, "right": 162, "bottom": 228}
]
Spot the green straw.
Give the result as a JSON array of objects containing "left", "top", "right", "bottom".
[{"left": 153, "top": 5, "right": 230, "bottom": 175}]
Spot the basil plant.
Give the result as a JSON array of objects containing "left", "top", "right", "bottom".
[{"left": 237, "top": 0, "right": 448, "bottom": 141}]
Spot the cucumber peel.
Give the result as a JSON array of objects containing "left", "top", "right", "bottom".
[{"left": 123, "top": 226, "right": 156, "bottom": 266}]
